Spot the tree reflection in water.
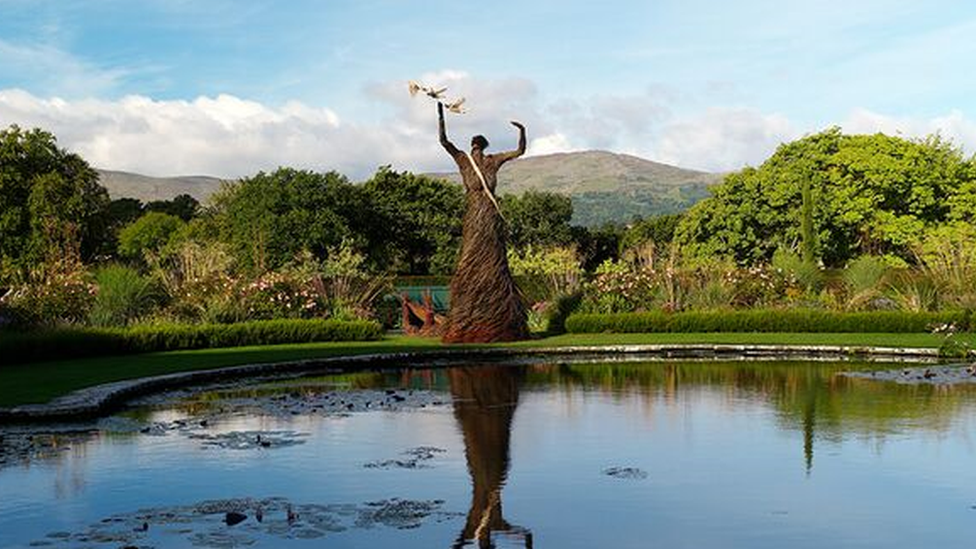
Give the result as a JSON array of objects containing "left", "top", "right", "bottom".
[{"left": 449, "top": 365, "right": 533, "bottom": 548}]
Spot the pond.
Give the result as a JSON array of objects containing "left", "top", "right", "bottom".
[{"left": 2, "top": 358, "right": 976, "bottom": 548}]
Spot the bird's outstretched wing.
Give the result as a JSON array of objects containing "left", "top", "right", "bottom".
[{"left": 445, "top": 97, "right": 466, "bottom": 114}]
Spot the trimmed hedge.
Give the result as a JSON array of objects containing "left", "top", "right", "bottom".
[
  {"left": 0, "top": 318, "right": 383, "bottom": 365},
  {"left": 565, "top": 309, "right": 972, "bottom": 334}
]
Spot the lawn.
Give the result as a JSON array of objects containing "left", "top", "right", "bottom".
[{"left": 0, "top": 332, "right": 969, "bottom": 408}]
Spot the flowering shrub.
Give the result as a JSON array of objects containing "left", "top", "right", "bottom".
[
  {"left": 581, "top": 260, "right": 660, "bottom": 313},
  {"left": 166, "top": 272, "right": 241, "bottom": 323},
  {"left": 0, "top": 257, "right": 96, "bottom": 326},
  {"left": 239, "top": 271, "right": 326, "bottom": 320},
  {"left": 724, "top": 265, "right": 800, "bottom": 308}
]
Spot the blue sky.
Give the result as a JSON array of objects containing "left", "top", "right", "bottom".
[{"left": 1, "top": 0, "right": 975, "bottom": 178}]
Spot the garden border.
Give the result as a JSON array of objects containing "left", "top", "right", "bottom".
[{"left": 0, "top": 344, "right": 941, "bottom": 423}]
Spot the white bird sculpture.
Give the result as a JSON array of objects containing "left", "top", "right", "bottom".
[
  {"left": 408, "top": 80, "right": 466, "bottom": 113},
  {"left": 444, "top": 97, "right": 466, "bottom": 114}
]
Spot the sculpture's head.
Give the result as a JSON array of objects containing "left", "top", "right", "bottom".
[{"left": 471, "top": 135, "right": 489, "bottom": 152}]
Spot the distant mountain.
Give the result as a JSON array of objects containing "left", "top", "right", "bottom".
[
  {"left": 97, "top": 170, "right": 225, "bottom": 203},
  {"left": 97, "top": 151, "right": 720, "bottom": 226},
  {"left": 429, "top": 151, "right": 721, "bottom": 226}
]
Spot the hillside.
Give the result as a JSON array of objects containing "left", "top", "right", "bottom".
[
  {"left": 97, "top": 170, "right": 225, "bottom": 202},
  {"left": 97, "top": 151, "right": 720, "bottom": 225},
  {"left": 430, "top": 150, "right": 720, "bottom": 226}
]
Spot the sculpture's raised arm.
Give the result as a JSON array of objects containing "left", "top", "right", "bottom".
[
  {"left": 438, "top": 102, "right": 461, "bottom": 158},
  {"left": 491, "top": 121, "right": 526, "bottom": 166}
]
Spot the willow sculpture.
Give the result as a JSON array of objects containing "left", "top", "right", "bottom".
[
  {"left": 435, "top": 100, "right": 529, "bottom": 343},
  {"left": 449, "top": 365, "right": 533, "bottom": 547}
]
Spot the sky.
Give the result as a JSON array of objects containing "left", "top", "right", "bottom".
[{"left": 1, "top": 0, "right": 976, "bottom": 179}]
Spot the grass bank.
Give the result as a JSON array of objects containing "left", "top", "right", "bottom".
[{"left": 2, "top": 332, "right": 970, "bottom": 408}]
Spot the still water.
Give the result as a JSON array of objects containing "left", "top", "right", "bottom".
[{"left": 2, "top": 359, "right": 976, "bottom": 548}]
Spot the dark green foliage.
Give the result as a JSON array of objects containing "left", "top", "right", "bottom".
[
  {"left": 145, "top": 194, "right": 200, "bottom": 221},
  {"left": 544, "top": 292, "right": 583, "bottom": 335},
  {"left": 677, "top": 128, "right": 976, "bottom": 266},
  {"left": 361, "top": 167, "right": 463, "bottom": 275},
  {"left": 572, "top": 223, "right": 624, "bottom": 272},
  {"left": 0, "top": 125, "right": 110, "bottom": 279},
  {"left": 0, "top": 318, "right": 383, "bottom": 365},
  {"left": 565, "top": 310, "right": 971, "bottom": 334},
  {"left": 106, "top": 198, "right": 145, "bottom": 230},
  {"left": 501, "top": 190, "right": 574, "bottom": 249},
  {"left": 208, "top": 168, "right": 381, "bottom": 273}
]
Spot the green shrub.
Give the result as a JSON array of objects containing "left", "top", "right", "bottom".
[
  {"left": 89, "top": 264, "right": 160, "bottom": 326},
  {"left": 772, "top": 248, "right": 822, "bottom": 292},
  {"left": 545, "top": 292, "right": 583, "bottom": 335},
  {"left": 842, "top": 255, "right": 889, "bottom": 310},
  {"left": 0, "top": 318, "right": 383, "bottom": 365},
  {"left": 565, "top": 309, "right": 971, "bottom": 334}
]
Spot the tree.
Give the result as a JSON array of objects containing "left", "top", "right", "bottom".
[
  {"left": 106, "top": 198, "right": 145, "bottom": 230},
  {"left": 361, "top": 167, "right": 463, "bottom": 275},
  {"left": 500, "top": 190, "right": 574, "bottom": 250},
  {"left": 117, "top": 211, "right": 186, "bottom": 259},
  {"left": 676, "top": 128, "right": 974, "bottom": 266},
  {"left": 146, "top": 194, "right": 200, "bottom": 221},
  {"left": 572, "top": 223, "right": 624, "bottom": 272},
  {"left": 206, "top": 168, "right": 379, "bottom": 272},
  {"left": 0, "top": 125, "right": 109, "bottom": 279},
  {"left": 620, "top": 213, "right": 683, "bottom": 251}
]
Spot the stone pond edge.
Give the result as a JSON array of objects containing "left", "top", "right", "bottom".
[{"left": 0, "top": 344, "right": 944, "bottom": 423}]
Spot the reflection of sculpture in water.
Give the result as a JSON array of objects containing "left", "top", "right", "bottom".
[
  {"left": 437, "top": 102, "right": 529, "bottom": 343},
  {"left": 449, "top": 366, "right": 533, "bottom": 548}
]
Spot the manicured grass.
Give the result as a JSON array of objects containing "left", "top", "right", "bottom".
[
  {"left": 1, "top": 332, "right": 971, "bottom": 408},
  {"left": 0, "top": 336, "right": 442, "bottom": 408}
]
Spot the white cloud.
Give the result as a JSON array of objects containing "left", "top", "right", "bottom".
[
  {"left": 0, "top": 72, "right": 554, "bottom": 179},
  {"left": 5, "top": 71, "right": 975, "bottom": 182},
  {"left": 842, "top": 108, "right": 976, "bottom": 149},
  {"left": 0, "top": 89, "right": 376, "bottom": 177},
  {"left": 528, "top": 132, "right": 575, "bottom": 156},
  {"left": 652, "top": 107, "right": 796, "bottom": 172}
]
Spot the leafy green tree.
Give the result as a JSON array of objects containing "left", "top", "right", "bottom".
[
  {"left": 107, "top": 198, "right": 145, "bottom": 230},
  {"left": 500, "top": 190, "right": 574, "bottom": 250},
  {"left": 620, "top": 213, "right": 683, "bottom": 251},
  {"left": 0, "top": 125, "right": 109, "bottom": 279},
  {"left": 117, "top": 211, "right": 186, "bottom": 259},
  {"left": 362, "top": 167, "right": 463, "bottom": 275},
  {"left": 146, "top": 194, "right": 200, "bottom": 221},
  {"left": 947, "top": 161, "right": 976, "bottom": 222},
  {"left": 677, "top": 128, "right": 973, "bottom": 266},
  {"left": 207, "top": 168, "right": 379, "bottom": 272}
]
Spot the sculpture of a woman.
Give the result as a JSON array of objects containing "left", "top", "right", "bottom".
[{"left": 437, "top": 102, "right": 529, "bottom": 343}]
